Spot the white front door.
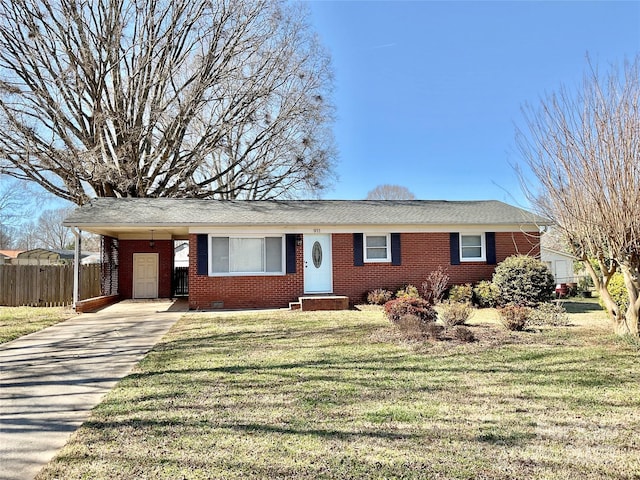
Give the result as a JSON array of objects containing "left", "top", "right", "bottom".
[
  {"left": 303, "top": 234, "right": 333, "bottom": 294},
  {"left": 133, "top": 253, "right": 159, "bottom": 298}
]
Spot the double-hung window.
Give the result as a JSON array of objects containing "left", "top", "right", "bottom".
[
  {"left": 460, "top": 234, "right": 485, "bottom": 262},
  {"left": 210, "top": 236, "right": 283, "bottom": 275},
  {"left": 364, "top": 233, "right": 391, "bottom": 262}
]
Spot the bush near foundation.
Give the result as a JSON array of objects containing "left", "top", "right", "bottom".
[
  {"left": 367, "top": 289, "right": 394, "bottom": 305},
  {"left": 492, "top": 255, "right": 555, "bottom": 307},
  {"left": 448, "top": 284, "right": 473, "bottom": 303},
  {"left": 395, "top": 284, "right": 421, "bottom": 300},
  {"left": 473, "top": 280, "right": 500, "bottom": 308}
]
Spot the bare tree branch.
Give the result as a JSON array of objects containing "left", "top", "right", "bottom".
[
  {"left": 0, "top": 0, "right": 336, "bottom": 204},
  {"left": 517, "top": 55, "right": 640, "bottom": 336}
]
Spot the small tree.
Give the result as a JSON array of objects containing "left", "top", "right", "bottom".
[{"left": 516, "top": 56, "right": 640, "bottom": 336}]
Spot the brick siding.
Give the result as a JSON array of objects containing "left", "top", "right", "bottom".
[
  {"left": 118, "top": 240, "right": 173, "bottom": 298},
  {"left": 186, "top": 231, "right": 540, "bottom": 309}
]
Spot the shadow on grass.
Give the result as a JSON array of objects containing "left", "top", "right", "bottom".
[{"left": 560, "top": 299, "right": 603, "bottom": 314}]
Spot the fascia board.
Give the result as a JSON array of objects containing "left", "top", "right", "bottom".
[{"left": 189, "top": 223, "right": 543, "bottom": 235}]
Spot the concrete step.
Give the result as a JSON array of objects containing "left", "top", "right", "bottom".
[{"left": 291, "top": 295, "right": 349, "bottom": 311}]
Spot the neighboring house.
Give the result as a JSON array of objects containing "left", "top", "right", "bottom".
[
  {"left": 80, "top": 252, "right": 102, "bottom": 265},
  {"left": 540, "top": 247, "right": 582, "bottom": 285},
  {"left": 13, "top": 249, "right": 99, "bottom": 265},
  {"left": 0, "top": 250, "right": 24, "bottom": 265},
  {"left": 174, "top": 241, "right": 189, "bottom": 268},
  {"left": 63, "top": 198, "right": 549, "bottom": 310}
]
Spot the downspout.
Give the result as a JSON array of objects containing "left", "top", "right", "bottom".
[{"left": 71, "top": 227, "right": 82, "bottom": 309}]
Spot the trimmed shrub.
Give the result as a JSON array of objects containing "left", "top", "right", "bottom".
[
  {"left": 384, "top": 298, "right": 438, "bottom": 325},
  {"left": 452, "top": 325, "right": 475, "bottom": 343},
  {"left": 529, "top": 302, "right": 570, "bottom": 327},
  {"left": 439, "top": 301, "right": 473, "bottom": 327},
  {"left": 492, "top": 255, "right": 555, "bottom": 307},
  {"left": 449, "top": 284, "right": 473, "bottom": 303},
  {"left": 367, "top": 288, "right": 394, "bottom": 305},
  {"left": 395, "top": 284, "right": 421, "bottom": 300},
  {"left": 599, "top": 272, "right": 630, "bottom": 313},
  {"left": 473, "top": 280, "right": 500, "bottom": 308},
  {"left": 497, "top": 305, "right": 532, "bottom": 331}
]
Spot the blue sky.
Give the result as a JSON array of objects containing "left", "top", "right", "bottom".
[{"left": 307, "top": 1, "right": 640, "bottom": 206}]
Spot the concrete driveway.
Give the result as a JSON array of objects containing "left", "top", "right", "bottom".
[{"left": 0, "top": 299, "right": 188, "bottom": 480}]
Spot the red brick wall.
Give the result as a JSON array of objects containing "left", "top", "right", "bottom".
[
  {"left": 188, "top": 234, "right": 304, "bottom": 310},
  {"left": 118, "top": 240, "right": 173, "bottom": 298},
  {"left": 187, "top": 231, "right": 540, "bottom": 309},
  {"left": 333, "top": 232, "right": 540, "bottom": 304}
]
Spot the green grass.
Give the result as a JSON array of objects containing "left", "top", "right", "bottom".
[
  {"left": 37, "top": 306, "right": 640, "bottom": 479},
  {"left": 0, "top": 306, "right": 74, "bottom": 344}
]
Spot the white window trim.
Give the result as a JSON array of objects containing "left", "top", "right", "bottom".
[
  {"left": 363, "top": 233, "right": 392, "bottom": 263},
  {"left": 460, "top": 233, "right": 486, "bottom": 262},
  {"left": 208, "top": 234, "right": 286, "bottom": 276}
]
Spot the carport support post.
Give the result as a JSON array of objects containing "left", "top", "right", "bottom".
[{"left": 72, "top": 228, "right": 81, "bottom": 309}]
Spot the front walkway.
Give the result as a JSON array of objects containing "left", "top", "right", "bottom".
[{"left": 0, "top": 299, "right": 188, "bottom": 480}]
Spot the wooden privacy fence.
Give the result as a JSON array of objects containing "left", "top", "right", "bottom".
[{"left": 0, "top": 264, "right": 101, "bottom": 307}]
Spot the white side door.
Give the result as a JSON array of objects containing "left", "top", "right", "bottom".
[
  {"left": 555, "top": 260, "right": 570, "bottom": 283},
  {"left": 303, "top": 234, "right": 333, "bottom": 294},
  {"left": 133, "top": 253, "right": 159, "bottom": 298}
]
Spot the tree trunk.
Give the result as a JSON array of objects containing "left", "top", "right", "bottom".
[
  {"left": 619, "top": 267, "right": 640, "bottom": 337},
  {"left": 619, "top": 307, "right": 639, "bottom": 336}
]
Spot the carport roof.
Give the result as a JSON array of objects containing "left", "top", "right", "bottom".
[{"left": 64, "top": 198, "right": 549, "bottom": 237}]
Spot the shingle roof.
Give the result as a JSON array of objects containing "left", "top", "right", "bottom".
[{"left": 65, "top": 198, "right": 548, "bottom": 227}]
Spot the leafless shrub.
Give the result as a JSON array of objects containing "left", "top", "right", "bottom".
[{"left": 422, "top": 267, "right": 449, "bottom": 305}]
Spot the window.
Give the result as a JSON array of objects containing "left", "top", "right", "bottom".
[
  {"left": 364, "top": 234, "right": 391, "bottom": 262},
  {"left": 460, "top": 234, "right": 485, "bottom": 261},
  {"left": 210, "top": 236, "right": 283, "bottom": 275}
]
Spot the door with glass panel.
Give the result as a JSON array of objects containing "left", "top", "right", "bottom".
[{"left": 303, "top": 234, "right": 332, "bottom": 293}]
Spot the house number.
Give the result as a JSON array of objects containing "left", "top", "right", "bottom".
[
  {"left": 313, "top": 228, "right": 321, "bottom": 233},
  {"left": 312, "top": 241, "right": 323, "bottom": 268}
]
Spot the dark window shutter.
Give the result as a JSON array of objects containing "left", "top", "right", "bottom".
[
  {"left": 486, "top": 232, "right": 496, "bottom": 265},
  {"left": 197, "top": 234, "right": 208, "bottom": 275},
  {"left": 285, "top": 234, "right": 297, "bottom": 274},
  {"left": 450, "top": 233, "right": 460, "bottom": 265},
  {"left": 353, "top": 233, "right": 364, "bottom": 266},
  {"left": 391, "top": 233, "right": 401, "bottom": 265}
]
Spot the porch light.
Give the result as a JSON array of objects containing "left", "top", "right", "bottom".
[
  {"left": 150, "top": 230, "right": 155, "bottom": 248},
  {"left": 296, "top": 234, "right": 303, "bottom": 246}
]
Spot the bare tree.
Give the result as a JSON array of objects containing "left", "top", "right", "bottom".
[
  {"left": 13, "top": 221, "right": 38, "bottom": 250},
  {"left": 366, "top": 184, "right": 416, "bottom": 200},
  {"left": 34, "top": 208, "right": 75, "bottom": 250},
  {"left": 517, "top": 56, "right": 640, "bottom": 336},
  {"left": 0, "top": 0, "right": 336, "bottom": 205},
  {"left": 0, "top": 178, "right": 32, "bottom": 248}
]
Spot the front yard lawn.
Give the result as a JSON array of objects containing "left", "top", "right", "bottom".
[
  {"left": 38, "top": 306, "right": 640, "bottom": 479},
  {"left": 0, "top": 306, "right": 74, "bottom": 344}
]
